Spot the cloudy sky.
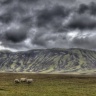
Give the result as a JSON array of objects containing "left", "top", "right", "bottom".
[{"left": 0, "top": 0, "right": 96, "bottom": 51}]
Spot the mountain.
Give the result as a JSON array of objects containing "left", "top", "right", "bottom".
[{"left": 0, "top": 48, "right": 96, "bottom": 74}]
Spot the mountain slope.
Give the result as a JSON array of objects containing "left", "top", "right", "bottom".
[{"left": 0, "top": 48, "right": 96, "bottom": 74}]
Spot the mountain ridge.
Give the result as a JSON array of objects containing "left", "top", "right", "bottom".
[{"left": 0, "top": 48, "right": 96, "bottom": 74}]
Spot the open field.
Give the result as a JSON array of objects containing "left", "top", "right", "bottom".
[{"left": 0, "top": 73, "right": 96, "bottom": 96}]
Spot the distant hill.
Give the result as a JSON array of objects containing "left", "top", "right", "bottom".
[{"left": 0, "top": 48, "right": 96, "bottom": 74}]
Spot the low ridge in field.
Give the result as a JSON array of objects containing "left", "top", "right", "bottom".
[{"left": 0, "top": 48, "right": 96, "bottom": 74}]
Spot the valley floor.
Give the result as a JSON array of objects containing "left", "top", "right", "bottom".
[{"left": 0, "top": 73, "right": 96, "bottom": 96}]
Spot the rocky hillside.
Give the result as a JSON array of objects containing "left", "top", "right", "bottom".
[{"left": 0, "top": 48, "right": 96, "bottom": 74}]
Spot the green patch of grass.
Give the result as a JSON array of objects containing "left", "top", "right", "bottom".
[{"left": 0, "top": 73, "right": 96, "bottom": 96}]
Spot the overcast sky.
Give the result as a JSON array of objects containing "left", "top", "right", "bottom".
[{"left": 0, "top": 0, "right": 96, "bottom": 51}]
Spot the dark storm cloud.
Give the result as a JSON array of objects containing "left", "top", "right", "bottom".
[
  {"left": 65, "top": 2, "right": 96, "bottom": 30},
  {"left": 5, "top": 27, "right": 28, "bottom": 43},
  {"left": 19, "top": 0, "right": 39, "bottom": 3},
  {"left": 36, "top": 5, "right": 70, "bottom": 27},
  {"left": 0, "top": 0, "right": 13, "bottom": 5},
  {"left": 0, "top": 12, "right": 13, "bottom": 24},
  {"left": 89, "top": 2, "right": 96, "bottom": 15},
  {"left": 32, "top": 30, "right": 47, "bottom": 47},
  {"left": 32, "top": 27, "right": 67, "bottom": 48},
  {"left": 21, "top": 16, "right": 32, "bottom": 24},
  {"left": 0, "top": 0, "right": 96, "bottom": 51},
  {"left": 0, "top": 0, "right": 38, "bottom": 5},
  {"left": 77, "top": 3, "right": 89, "bottom": 14},
  {"left": 77, "top": 2, "right": 96, "bottom": 15},
  {"left": 67, "top": 14, "right": 96, "bottom": 30},
  {"left": 35, "top": 1, "right": 96, "bottom": 32}
]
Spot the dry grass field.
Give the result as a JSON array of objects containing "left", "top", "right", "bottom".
[{"left": 0, "top": 73, "right": 96, "bottom": 96}]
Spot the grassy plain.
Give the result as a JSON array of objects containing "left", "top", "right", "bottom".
[{"left": 0, "top": 73, "right": 96, "bottom": 96}]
